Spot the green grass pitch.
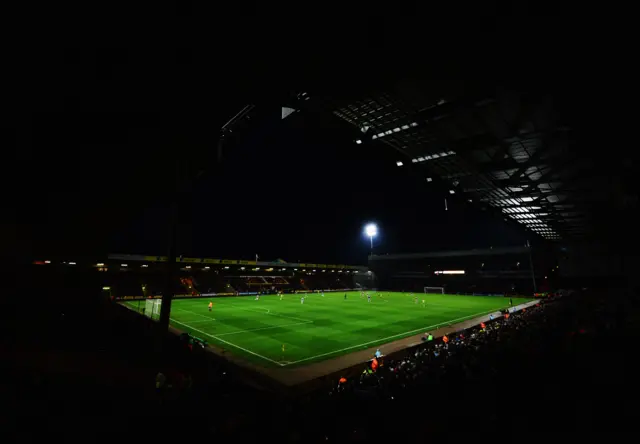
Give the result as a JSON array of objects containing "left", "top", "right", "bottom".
[{"left": 124, "top": 292, "right": 534, "bottom": 368}]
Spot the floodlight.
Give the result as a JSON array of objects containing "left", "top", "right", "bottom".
[
  {"left": 364, "top": 223, "right": 378, "bottom": 251},
  {"left": 365, "top": 223, "right": 377, "bottom": 237},
  {"left": 355, "top": 139, "right": 362, "bottom": 144}
]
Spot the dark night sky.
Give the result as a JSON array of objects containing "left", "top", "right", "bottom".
[{"left": 5, "top": 36, "right": 555, "bottom": 266}]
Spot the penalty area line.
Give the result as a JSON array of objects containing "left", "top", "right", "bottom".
[
  {"left": 222, "top": 303, "right": 312, "bottom": 323},
  {"left": 287, "top": 308, "right": 501, "bottom": 366},
  {"left": 216, "top": 321, "right": 313, "bottom": 337},
  {"left": 170, "top": 318, "right": 285, "bottom": 367}
]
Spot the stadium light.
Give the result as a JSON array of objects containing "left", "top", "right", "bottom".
[
  {"left": 396, "top": 161, "right": 403, "bottom": 167},
  {"left": 68, "top": 262, "right": 76, "bottom": 265},
  {"left": 204, "top": 266, "right": 210, "bottom": 270},
  {"left": 96, "top": 263, "right": 105, "bottom": 267},
  {"left": 355, "top": 139, "right": 362, "bottom": 144},
  {"left": 44, "top": 260, "right": 51, "bottom": 264},
  {"left": 364, "top": 223, "right": 378, "bottom": 251}
]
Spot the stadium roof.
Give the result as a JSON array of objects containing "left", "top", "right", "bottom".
[
  {"left": 332, "top": 90, "right": 580, "bottom": 241},
  {"left": 282, "top": 68, "right": 635, "bottom": 244}
]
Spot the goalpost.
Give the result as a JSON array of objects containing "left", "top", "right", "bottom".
[
  {"left": 424, "top": 286, "right": 444, "bottom": 295},
  {"left": 144, "top": 299, "right": 162, "bottom": 320}
]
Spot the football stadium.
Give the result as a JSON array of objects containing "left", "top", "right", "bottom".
[
  {"left": 92, "top": 248, "right": 547, "bottom": 390},
  {"left": 6, "top": 39, "right": 638, "bottom": 440},
  {"left": 128, "top": 292, "right": 533, "bottom": 368},
  {"left": 113, "top": 254, "right": 535, "bottom": 375}
]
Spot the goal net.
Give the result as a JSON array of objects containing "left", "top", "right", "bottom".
[
  {"left": 424, "top": 286, "right": 444, "bottom": 295},
  {"left": 144, "top": 299, "right": 162, "bottom": 320}
]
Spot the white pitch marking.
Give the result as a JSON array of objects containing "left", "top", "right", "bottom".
[
  {"left": 221, "top": 303, "right": 311, "bottom": 323},
  {"left": 170, "top": 318, "right": 285, "bottom": 367},
  {"left": 173, "top": 307, "right": 216, "bottom": 321},
  {"left": 187, "top": 318, "right": 217, "bottom": 323},
  {"left": 215, "top": 321, "right": 313, "bottom": 337},
  {"left": 286, "top": 308, "right": 502, "bottom": 366}
]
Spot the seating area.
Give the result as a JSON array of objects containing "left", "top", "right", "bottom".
[
  {"left": 103, "top": 270, "right": 358, "bottom": 298},
  {"left": 3, "top": 264, "right": 637, "bottom": 439}
]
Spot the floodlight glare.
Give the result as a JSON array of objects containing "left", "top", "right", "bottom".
[
  {"left": 364, "top": 223, "right": 378, "bottom": 251},
  {"left": 365, "top": 223, "right": 377, "bottom": 238}
]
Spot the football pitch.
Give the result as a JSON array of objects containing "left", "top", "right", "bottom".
[{"left": 124, "top": 292, "right": 533, "bottom": 368}]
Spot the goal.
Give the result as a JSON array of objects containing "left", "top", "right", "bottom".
[
  {"left": 144, "top": 299, "right": 162, "bottom": 320},
  {"left": 424, "top": 286, "right": 444, "bottom": 295}
]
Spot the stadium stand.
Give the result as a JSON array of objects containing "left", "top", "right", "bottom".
[
  {"left": 4, "top": 261, "right": 637, "bottom": 440},
  {"left": 99, "top": 264, "right": 358, "bottom": 299},
  {"left": 370, "top": 246, "right": 555, "bottom": 295}
]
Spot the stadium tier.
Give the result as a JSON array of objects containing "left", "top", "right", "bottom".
[{"left": 92, "top": 255, "right": 364, "bottom": 299}]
